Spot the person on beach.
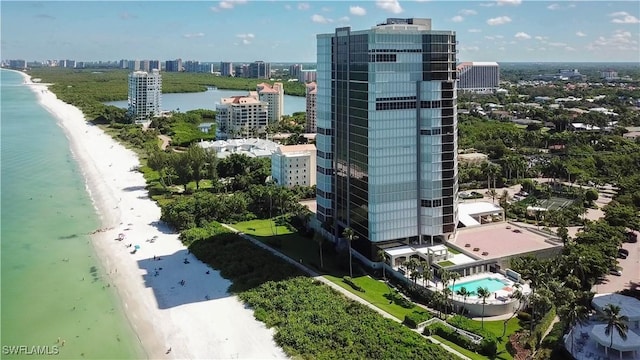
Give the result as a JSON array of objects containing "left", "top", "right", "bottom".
[{"left": 166, "top": 347, "right": 171, "bottom": 354}]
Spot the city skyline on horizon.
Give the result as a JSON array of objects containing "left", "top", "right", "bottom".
[{"left": 2, "top": 1, "right": 639, "bottom": 63}]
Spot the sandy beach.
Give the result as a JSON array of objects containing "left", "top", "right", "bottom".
[{"left": 17, "top": 70, "right": 287, "bottom": 360}]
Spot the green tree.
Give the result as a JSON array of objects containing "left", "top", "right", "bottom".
[
  {"left": 186, "top": 143, "right": 207, "bottom": 190},
  {"left": 559, "top": 301, "right": 590, "bottom": 355},
  {"left": 477, "top": 287, "right": 491, "bottom": 329},
  {"left": 455, "top": 287, "right": 469, "bottom": 314},
  {"left": 342, "top": 227, "right": 358, "bottom": 278},
  {"left": 600, "top": 304, "right": 629, "bottom": 356},
  {"left": 377, "top": 249, "right": 387, "bottom": 280}
]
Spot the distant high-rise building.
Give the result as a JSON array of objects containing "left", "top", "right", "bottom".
[
  {"left": 234, "top": 65, "right": 245, "bottom": 78},
  {"left": 220, "top": 62, "right": 234, "bottom": 76},
  {"left": 165, "top": 59, "right": 183, "bottom": 72},
  {"left": 256, "top": 82, "right": 284, "bottom": 123},
  {"left": 149, "top": 60, "right": 161, "bottom": 71},
  {"left": 305, "top": 82, "right": 317, "bottom": 133},
  {"left": 299, "top": 69, "right": 317, "bottom": 83},
  {"left": 127, "top": 69, "right": 162, "bottom": 123},
  {"left": 316, "top": 18, "right": 458, "bottom": 258},
  {"left": 8, "top": 59, "right": 27, "bottom": 69},
  {"left": 289, "top": 64, "right": 302, "bottom": 80},
  {"left": 140, "top": 60, "right": 151, "bottom": 72},
  {"left": 128, "top": 60, "right": 141, "bottom": 71},
  {"left": 456, "top": 62, "right": 500, "bottom": 93},
  {"left": 249, "top": 61, "right": 270, "bottom": 79},
  {"left": 119, "top": 59, "right": 129, "bottom": 69},
  {"left": 601, "top": 69, "right": 619, "bottom": 81},
  {"left": 271, "top": 144, "right": 317, "bottom": 188},
  {"left": 216, "top": 95, "right": 268, "bottom": 138}
]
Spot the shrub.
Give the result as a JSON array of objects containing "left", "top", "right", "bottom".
[
  {"left": 517, "top": 311, "right": 532, "bottom": 322},
  {"left": 403, "top": 312, "right": 431, "bottom": 329},
  {"left": 343, "top": 276, "right": 366, "bottom": 293},
  {"left": 446, "top": 315, "right": 498, "bottom": 357},
  {"left": 427, "top": 323, "right": 478, "bottom": 352},
  {"left": 528, "top": 306, "right": 556, "bottom": 350}
]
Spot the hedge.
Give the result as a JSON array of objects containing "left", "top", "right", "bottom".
[
  {"left": 426, "top": 323, "right": 478, "bottom": 352},
  {"left": 403, "top": 312, "right": 432, "bottom": 329},
  {"left": 528, "top": 306, "right": 557, "bottom": 351},
  {"left": 343, "top": 276, "right": 366, "bottom": 293},
  {"left": 447, "top": 315, "right": 498, "bottom": 357}
]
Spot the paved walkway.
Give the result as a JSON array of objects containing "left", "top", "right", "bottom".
[{"left": 221, "top": 223, "right": 472, "bottom": 360}]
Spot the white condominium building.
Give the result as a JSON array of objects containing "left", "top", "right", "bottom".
[
  {"left": 256, "top": 82, "right": 284, "bottom": 123},
  {"left": 305, "top": 82, "right": 317, "bottom": 133},
  {"left": 127, "top": 69, "right": 162, "bottom": 123},
  {"left": 216, "top": 95, "right": 268, "bottom": 138},
  {"left": 271, "top": 144, "right": 317, "bottom": 187},
  {"left": 456, "top": 62, "right": 500, "bottom": 93}
]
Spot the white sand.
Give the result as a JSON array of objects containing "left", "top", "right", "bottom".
[{"left": 16, "top": 70, "right": 287, "bottom": 360}]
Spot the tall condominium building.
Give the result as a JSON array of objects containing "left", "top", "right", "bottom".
[
  {"left": 216, "top": 95, "right": 268, "bottom": 138},
  {"left": 127, "top": 69, "right": 162, "bottom": 123},
  {"left": 299, "top": 69, "right": 317, "bottom": 83},
  {"left": 165, "top": 59, "right": 183, "bottom": 72},
  {"left": 149, "top": 60, "right": 161, "bottom": 71},
  {"left": 234, "top": 64, "right": 247, "bottom": 78},
  {"left": 456, "top": 62, "right": 499, "bottom": 93},
  {"left": 119, "top": 59, "right": 129, "bottom": 69},
  {"left": 220, "top": 62, "right": 234, "bottom": 76},
  {"left": 316, "top": 18, "right": 458, "bottom": 259},
  {"left": 305, "top": 82, "right": 317, "bottom": 133},
  {"left": 8, "top": 59, "right": 27, "bottom": 69},
  {"left": 289, "top": 64, "right": 302, "bottom": 79},
  {"left": 256, "top": 82, "right": 284, "bottom": 123},
  {"left": 248, "top": 61, "right": 271, "bottom": 79},
  {"left": 271, "top": 144, "right": 317, "bottom": 188},
  {"left": 128, "top": 60, "right": 141, "bottom": 71}
]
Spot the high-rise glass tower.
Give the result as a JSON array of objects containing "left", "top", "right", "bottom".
[{"left": 316, "top": 18, "right": 458, "bottom": 258}]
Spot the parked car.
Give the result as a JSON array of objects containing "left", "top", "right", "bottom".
[
  {"left": 617, "top": 253, "right": 627, "bottom": 260},
  {"left": 619, "top": 248, "right": 629, "bottom": 257},
  {"left": 610, "top": 268, "right": 622, "bottom": 276},
  {"left": 626, "top": 232, "right": 638, "bottom": 243}
]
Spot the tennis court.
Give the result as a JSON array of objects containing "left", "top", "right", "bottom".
[{"left": 536, "top": 197, "right": 575, "bottom": 210}]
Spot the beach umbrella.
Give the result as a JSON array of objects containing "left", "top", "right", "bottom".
[{"left": 134, "top": 245, "right": 140, "bottom": 250}]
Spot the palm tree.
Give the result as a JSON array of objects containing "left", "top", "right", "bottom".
[
  {"left": 421, "top": 263, "right": 433, "bottom": 288},
  {"left": 442, "top": 288, "right": 453, "bottom": 316},
  {"left": 342, "top": 227, "right": 358, "bottom": 278},
  {"left": 600, "top": 304, "right": 629, "bottom": 356},
  {"left": 440, "top": 269, "right": 451, "bottom": 292},
  {"left": 314, "top": 232, "right": 325, "bottom": 269},
  {"left": 559, "top": 302, "right": 590, "bottom": 355},
  {"left": 477, "top": 287, "right": 491, "bottom": 329},
  {"left": 488, "top": 189, "right": 498, "bottom": 204},
  {"left": 449, "top": 272, "right": 461, "bottom": 311},
  {"left": 377, "top": 249, "right": 387, "bottom": 280},
  {"left": 456, "top": 287, "right": 469, "bottom": 314}
]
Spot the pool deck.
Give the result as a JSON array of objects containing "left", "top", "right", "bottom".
[
  {"left": 451, "top": 222, "right": 561, "bottom": 260},
  {"left": 448, "top": 272, "right": 531, "bottom": 305}
]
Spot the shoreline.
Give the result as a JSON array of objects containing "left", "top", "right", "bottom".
[{"left": 13, "top": 69, "right": 287, "bottom": 360}]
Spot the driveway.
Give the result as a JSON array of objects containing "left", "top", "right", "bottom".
[{"left": 593, "top": 230, "right": 640, "bottom": 294}]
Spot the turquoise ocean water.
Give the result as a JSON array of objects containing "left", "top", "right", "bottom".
[{"left": 1, "top": 70, "right": 143, "bottom": 359}]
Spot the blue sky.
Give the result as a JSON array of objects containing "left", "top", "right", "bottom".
[{"left": 2, "top": 1, "right": 639, "bottom": 63}]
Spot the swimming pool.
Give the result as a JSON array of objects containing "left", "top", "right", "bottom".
[{"left": 449, "top": 277, "right": 509, "bottom": 295}]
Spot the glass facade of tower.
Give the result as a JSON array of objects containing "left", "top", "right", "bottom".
[{"left": 316, "top": 19, "right": 458, "bottom": 258}]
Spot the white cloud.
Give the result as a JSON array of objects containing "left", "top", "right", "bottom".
[
  {"left": 298, "top": 3, "right": 310, "bottom": 11},
  {"left": 576, "top": 31, "right": 586, "bottom": 37},
  {"left": 451, "top": 15, "right": 464, "bottom": 22},
  {"left": 487, "top": 16, "right": 511, "bottom": 25},
  {"left": 587, "top": 29, "right": 638, "bottom": 52},
  {"left": 183, "top": 32, "right": 205, "bottom": 38},
  {"left": 311, "top": 14, "right": 332, "bottom": 24},
  {"left": 236, "top": 33, "right": 254, "bottom": 45},
  {"left": 479, "top": 2, "right": 495, "bottom": 7},
  {"left": 548, "top": 42, "right": 567, "bottom": 47},
  {"left": 338, "top": 16, "right": 350, "bottom": 23},
  {"left": 495, "top": 35, "right": 504, "bottom": 39},
  {"left": 534, "top": 36, "right": 547, "bottom": 41},
  {"left": 610, "top": 12, "right": 640, "bottom": 24},
  {"left": 284, "top": 4, "right": 292, "bottom": 10},
  {"left": 321, "top": 7, "right": 332, "bottom": 12},
  {"left": 468, "top": 28, "right": 482, "bottom": 33},
  {"left": 485, "top": 36, "right": 495, "bottom": 40},
  {"left": 547, "top": 3, "right": 560, "bottom": 10},
  {"left": 565, "top": 46, "right": 576, "bottom": 51},
  {"left": 350, "top": 6, "right": 366, "bottom": 16},
  {"left": 211, "top": 0, "right": 247, "bottom": 11},
  {"left": 459, "top": 9, "right": 477, "bottom": 16},
  {"left": 497, "top": 0, "right": 522, "bottom": 6},
  {"left": 460, "top": 46, "right": 480, "bottom": 51},
  {"left": 515, "top": 32, "right": 531, "bottom": 40},
  {"left": 376, "top": 0, "right": 403, "bottom": 14}
]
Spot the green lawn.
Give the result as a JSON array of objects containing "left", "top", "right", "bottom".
[
  {"left": 447, "top": 247, "right": 462, "bottom": 255},
  {"left": 325, "top": 275, "right": 431, "bottom": 323},
  {"left": 438, "top": 260, "right": 455, "bottom": 267},
  {"left": 232, "top": 219, "right": 293, "bottom": 236},
  {"left": 229, "top": 219, "right": 345, "bottom": 274},
  {"left": 469, "top": 318, "right": 522, "bottom": 360},
  {"left": 431, "top": 335, "right": 487, "bottom": 360}
]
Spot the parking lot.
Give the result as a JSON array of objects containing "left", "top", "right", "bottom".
[{"left": 593, "top": 230, "right": 640, "bottom": 294}]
